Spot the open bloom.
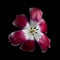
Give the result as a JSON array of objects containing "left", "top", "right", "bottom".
[{"left": 8, "top": 8, "right": 51, "bottom": 53}]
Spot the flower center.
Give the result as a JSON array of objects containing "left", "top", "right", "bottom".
[{"left": 30, "top": 27, "right": 39, "bottom": 35}]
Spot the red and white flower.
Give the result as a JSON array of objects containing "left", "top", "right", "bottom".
[{"left": 8, "top": 8, "right": 51, "bottom": 53}]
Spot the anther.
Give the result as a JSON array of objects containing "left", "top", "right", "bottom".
[
  {"left": 36, "top": 29, "right": 39, "bottom": 30},
  {"left": 35, "top": 32, "right": 37, "bottom": 33},
  {"left": 32, "top": 33, "right": 34, "bottom": 35},
  {"left": 34, "top": 27, "right": 36, "bottom": 29}
]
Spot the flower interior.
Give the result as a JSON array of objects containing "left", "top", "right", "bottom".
[{"left": 30, "top": 27, "right": 39, "bottom": 35}]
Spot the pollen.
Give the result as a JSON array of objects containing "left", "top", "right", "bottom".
[{"left": 30, "top": 27, "right": 39, "bottom": 35}]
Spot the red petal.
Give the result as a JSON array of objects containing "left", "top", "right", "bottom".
[
  {"left": 39, "top": 19, "right": 47, "bottom": 33},
  {"left": 13, "top": 14, "right": 28, "bottom": 28},
  {"left": 20, "top": 40, "right": 35, "bottom": 52},
  {"left": 38, "top": 34, "right": 51, "bottom": 53},
  {"left": 29, "top": 8, "right": 43, "bottom": 22},
  {"left": 8, "top": 30, "right": 27, "bottom": 46}
]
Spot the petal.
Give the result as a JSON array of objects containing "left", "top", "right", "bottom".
[
  {"left": 22, "top": 28, "right": 34, "bottom": 40},
  {"left": 29, "top": 8, "right": 43, "bottom": 22},
  {"left": 12, "top": 14, "right": 28, "bottom": 28},
  {"left": 20, "top": 40, "right": 35, "bottom": 52},
  {"left": 34, "top": 29, "right": 43, "bottom": 42},
  {"left": 39, "top": 19, "right": 47, "bottom": 33},
  {"left": 8, "top": 30, "right": 27, "bottom": 46},
  {"left": 37, "top": 34, "right": 51, "bottom": 53},
  {"left": 30, "top": 20, "right": 38, "bottom": 28}
]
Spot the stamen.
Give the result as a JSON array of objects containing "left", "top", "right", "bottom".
[
  {"left": 34, "top": 27, "right": 36, "bottom": 29},
  {"left": 31, "top": 28, "right": 32, "bottom": 29},
  {"left": 32, "top": 33, "right": 34, "bottom": 35},
  {"left": 36, "top": 29, "right": 39, "bottom": 30},
  {"left": 30, "top": 27, "right": 38, "bottom": 35},
  {"left": 30, "top": 31, "right": 32, "bottom": 33},
  {"left": 35, "top": 32, "right": 37, "bottom": 33}
]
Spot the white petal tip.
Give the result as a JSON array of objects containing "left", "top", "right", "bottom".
[
  {"left": 45, "top": 32, "right": 47, "bottom": 34},
  {"left": 12, "top": 22, "right": 15, "bottom": 26},
  {"left": 41, "top": 50, "right": 46, "bottom": 53},
  {"left": 10, "top": 43, "right": 20, "bottom": 46},
  {"left": 16, "top": 14, "right": 25, "bottom": 17},
  {"left": 29, "top": 8, "right": 34, "bottom": 11},
  {"left": 20, "top": 14, "right": 25, "bottom": 16},
  {"left": 19, "top": 45, "right": 35, "bottom": 52},
  {"left": 49, "top": 45, "right": 51, "bottom": 48},
  {"left": 12, "top": 21, "right": 16, "bottom": 26}
]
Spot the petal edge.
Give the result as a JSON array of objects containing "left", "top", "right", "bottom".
[
  {"left": 8, "top": 30, "right": 27, "bottom": 46},
  {"left": 37, "top": 34, "right": 51, "bottom": 53},
  {"left": 29, "top": 7, "right": 43, "bottom": 22},
  {"left": 12, "top": 14, "right": 28, "bottom": 28},
  {"left": 20, "top": 40, "right": 35, "bottom": 52},
  {"left": 39, "top": 19, "right": 47, "bottom": 33}
]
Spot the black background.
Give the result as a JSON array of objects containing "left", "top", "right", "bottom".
[{"left": 0, "top": 0, "right": 60, "bottom": 59}]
